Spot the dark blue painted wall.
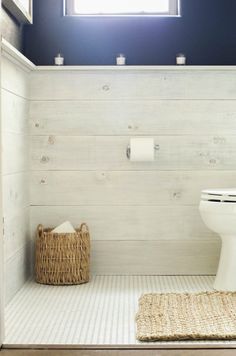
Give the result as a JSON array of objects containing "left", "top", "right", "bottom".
[{"left": 24, "top": 0, "right": 236, "bottom": 65}]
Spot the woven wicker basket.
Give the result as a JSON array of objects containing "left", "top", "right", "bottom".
[{"left": 35, "top": 223, "right": 90, "bottom": 285}]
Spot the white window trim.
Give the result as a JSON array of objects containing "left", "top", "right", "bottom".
[
  {"left": 169, "top": 0, "right": 180, "bottom": 16},
  {"left": 64, "top": 0, "right": 181, "bottom": 17}
]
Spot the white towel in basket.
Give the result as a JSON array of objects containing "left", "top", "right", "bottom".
[{"left": 52, "top": 221, "right": 76, "bottom": 233}]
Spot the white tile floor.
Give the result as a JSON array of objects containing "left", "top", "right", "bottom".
[{"left": 4, "top": 275, "right": 236, "bottom": 346}]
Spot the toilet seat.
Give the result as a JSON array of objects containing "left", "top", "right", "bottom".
[{"left": 201, "top": 189, "right": 236, "bottom": 203}]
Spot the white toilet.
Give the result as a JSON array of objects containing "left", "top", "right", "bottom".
[{"left": 199, "top": 188, "right": 236, "bottom": 291}]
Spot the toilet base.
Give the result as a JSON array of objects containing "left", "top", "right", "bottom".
[{"left": 214, "top": 235, "right": 236, "bottom": 291}]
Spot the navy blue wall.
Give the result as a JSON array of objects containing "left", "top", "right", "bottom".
[{"left": 24, "top": 0, "right": 236, "bottom": 65}]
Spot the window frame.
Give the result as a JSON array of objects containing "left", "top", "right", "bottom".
[{"left": 64, "top": 0, "right": 181, "bottom": 17}]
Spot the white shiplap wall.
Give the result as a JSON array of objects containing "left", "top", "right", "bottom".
[
  {"left": 29, "top": 68, "right": 236, "bottom": 275},
  {"left": 2, "top": 41, "right": 236, "bottom": 295},
  {"left": 1, "top": 55, "right": 31, "bottom": 303}
]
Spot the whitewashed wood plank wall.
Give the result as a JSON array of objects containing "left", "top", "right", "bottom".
[
  {"left": 29, "top": 68, "right": 236, "bottom": 275},
  {"left": 3, "top": 49, "right": 236, "bottom": 295},
  {"left": 1, "top": 56, "right": 31, "bottom": 303}
]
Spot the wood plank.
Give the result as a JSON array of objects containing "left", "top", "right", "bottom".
[
  {"left": 30, "top": 171, "right": 236, "bottom": 206},
  {"left": 2, "top": 57, "right": 29, "bottom": 98},
  {"left": 5, "top": 242, "right": 32, "bottom": 304},
  {"left": 4, "top": 208, "right": 30, "bottom": 259},
  {"left": 1, "top": 38, "right": 35, "bottom": 70},
  {"left": 90, "top": 240, "right": 219, "bottom": 275},
  {"left": 1, "top": 54, "right": 31, "bottom": 307},
  {"left": 30, "top": 71, "right": 236, "bottom": 100},
  {"left": 2, "top": 350, "right": 236, "bottom": 355},
  {"left": 27, "top": 239, "right": 219, "bottom": 276},
  {"left": 30, "top": 100, "right": 236, "bottom": 136},
  {"left": 2, "top": 89, "right": 29, "bottom": 134},
  {"left": 30, "top": 205, "right": 216, "bottom": 241},
  {"left": 31, "top": 135, "right": 236, "bottom": 171},
  {"left": 3, "top": 173, "right": 30, "bottom": 217},
  {"left": 3, "top": 133, "right": 29, "bottom": 175}
]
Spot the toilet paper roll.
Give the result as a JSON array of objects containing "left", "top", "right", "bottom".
[{"left": 130, "top": 138, "right": 154, "bottom": 162}]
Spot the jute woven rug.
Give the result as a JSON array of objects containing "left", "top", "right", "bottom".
[{"left": 136, "top": 292, "right": 236, "bottom": 341}]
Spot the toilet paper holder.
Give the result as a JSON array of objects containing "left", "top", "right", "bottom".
[{"left": 126, "top": 143, "right": 160, "bottom": 160}]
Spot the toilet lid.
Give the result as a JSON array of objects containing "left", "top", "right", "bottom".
[{"left": 201, "top": 189, "right": 236, "bottom": 202}]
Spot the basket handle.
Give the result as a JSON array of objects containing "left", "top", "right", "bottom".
[
  {"left": 80, "top": 223, "right": 89, "bottom": 233},
  {"left": 37, "top": 224, "right": 44, "bottom": 237}
]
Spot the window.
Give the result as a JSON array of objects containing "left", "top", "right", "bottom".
[{"left": 65, "top": 0, "right": 180, "bottom": 17}]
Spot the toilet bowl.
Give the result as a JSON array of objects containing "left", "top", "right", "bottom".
[{"left": 199, "top": 189, "right": 236, "bottom": 291}]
